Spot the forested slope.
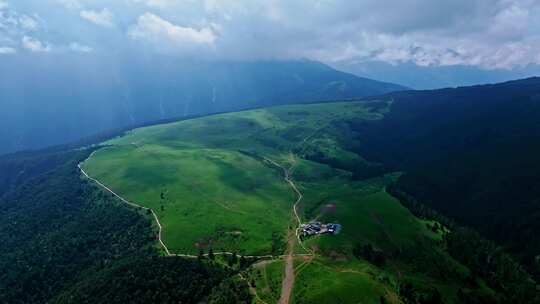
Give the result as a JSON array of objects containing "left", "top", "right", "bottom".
[
  {"left": 348, "top": 77, "right": 540, "bottom": 281},
  {"left": 0, "top": 148, "right": 250, "bottom": 303}
]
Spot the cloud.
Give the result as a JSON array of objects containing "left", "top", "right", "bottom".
[
  {"left": 69, "top": 42, "right": 92, "bottom": 52},
  {"left": 189, "top": 0, "right": 540, "bottom": 69},
  {"left": 22, "top": 35, "right": 51, "bottom": 52},
  {"left": 0, "top": 1, "right": 7, "bottom": 10},
  {"left": 3, "top": 0, "right": 540, "bottom": 69},
  {"left": 0, "top": 46, "right": 15, "bottom": 54},
  {"left": 130, "top": 0, "right": 174, "bottom": 9},
  {"left": 128, "top": 12, "right": 216, "bottom": 51},
  {"left": 80, "top": 8, "right": 114, "bottom": 27},
  {"left": 57, "top": 0, "right": 81, "bottom": 10},
  {"left": 19, "top": 14, "right": 38, "bottom": 30}
]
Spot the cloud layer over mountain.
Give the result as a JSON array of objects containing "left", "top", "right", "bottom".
[{"left": 0, "top": 0, "right": 539, "bottom": 70}]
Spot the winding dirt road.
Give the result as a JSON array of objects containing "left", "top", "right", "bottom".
[{"left": 263, "top": 156, "right": 307, "bottom": 304}]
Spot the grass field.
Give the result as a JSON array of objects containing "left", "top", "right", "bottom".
[
  {"left": 85, "top": 145, "right": 293, "bottom": 254},
  {"left": 82, "top": 101, "right": 384, "bottom": 255},
  {"left": 293, "top": 257, "right": 396, "bottom": 304},
  {"left": 83, "top": 99, "right": 495, "bottom": 303}
]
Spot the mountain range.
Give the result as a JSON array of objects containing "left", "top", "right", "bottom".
[{"left": 0, "top": 58, "right": 405, "bottom": 155}]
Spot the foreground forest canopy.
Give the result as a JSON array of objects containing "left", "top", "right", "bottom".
[{"left": 1, "top": 78, "right": 540, "bottom": 303}]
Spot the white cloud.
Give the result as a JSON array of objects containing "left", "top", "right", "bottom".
[
  {"left": 19, "top": 15, "right": 38, "bottom": 30},
  {"left": 195, "top": 0, "right": 539, "bottom": 69},
  {"left": 2, "top": 0, "right": 540, "bottom": 69},
  {"left": 128, "top": 12, "right": 216, "bottom": 50},
  {"left": 0, "top": 46, "right": 15, "bottom": 54},
  {"left": 131, "top": 0, "right": 175, "bottom": 9},
  {"left": 22, "top": 35, "right": 51, "bottom": 52},
  {"left": 80, "top": 8, "right": 114, "bottom": 27},
  {"left": 57, "top": 0, "right": 81, "bottom": 10},
  {"left": 69, "top": 42, "right": 92, "bottom": 52}
]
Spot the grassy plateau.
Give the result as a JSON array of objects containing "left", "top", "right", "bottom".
[{"left": 82, "top": 100, "right": 496, "bottom": 303}]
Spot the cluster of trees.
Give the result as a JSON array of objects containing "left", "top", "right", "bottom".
[
  {"left": 446, "top": 228, "right": 538, "bottom": 303},
  {"left": 388, "top": 186, "right": 539, "bottom": 303},
  {"left": 353, "top": 243, "right": 386, "bottom": 267},
  {"left": 197, "top": 249, "right": 253, "bottom": 270},
  {"left": 303, "top": 147, "right": 386, "bottom": 180},
  {"left": 0, "top": 148, "right": 251, "bottom": 303},
  {"left": 398, "top": 282, "right": 442, "bottom": 304},
  {"left": 54, "top": 257, "right": 226, "bottom": 304},
  {"left": 206, "top": 278, "right": 252, "bottom": 304}
]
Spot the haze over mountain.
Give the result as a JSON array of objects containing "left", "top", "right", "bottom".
[
  {"left": 334, "top": 61, "right": 540, "bottom": 90},
  {"left": 0, "top": 57, "right": 404, "bottom": 155}
]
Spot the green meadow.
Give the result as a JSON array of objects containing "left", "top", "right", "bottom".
[
  {"left": 85, "top": 145, "right": 293, "bottom": 255},
  {"left": 83, "top": 99, "right": 495, "bottom": 303},
  {"left": 82, "top": 101, "right": 383, "bottom": 255}
]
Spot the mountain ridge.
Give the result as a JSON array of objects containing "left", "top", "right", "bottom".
[{"left": 0, "top": 59, "right": 405, "bottom": 155}]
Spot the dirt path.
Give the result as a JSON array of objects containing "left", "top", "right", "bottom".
[
  {"left": 278, "top": 230, "right": 296, "bottom": 304},
  {"left": 263, "top": 156, "right": 311, "bottom": 304},
  {"left": 264, "top": 156, "right": 310, "bottom": 253}
]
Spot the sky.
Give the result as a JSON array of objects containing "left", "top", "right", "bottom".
[{"left": 1, "top": 0, "right": 540, "bottom": 87}]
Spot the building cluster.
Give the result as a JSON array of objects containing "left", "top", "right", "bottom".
[{"left": 300, "top": 221, "right": 342, "bottom": 237}]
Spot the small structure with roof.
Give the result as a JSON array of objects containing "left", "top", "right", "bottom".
[{"left": 300, "top": 222, "right": 341, "bottom": 237}]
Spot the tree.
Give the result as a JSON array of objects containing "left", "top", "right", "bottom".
[
  {"left": 228, "top": 253, "right": 238, "bottom": 267},
  {"left": 457, "top": 288, "right": 465, "bottom": 301},
  {"left": 422, "top": 288, "right": 442, "bottom": 304},
  {"left": 198, "top": 249, "right": 204, "bottom": 261},
  {"left": 239, "top": 256, "right": 247, "bottom": 268},
  {"left": 208, "top": 248, "right": 215, "bottom": 260}
]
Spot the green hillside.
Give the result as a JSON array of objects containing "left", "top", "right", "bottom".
[
  {"left": 350, "top": 77, "right": 540, "bottom": 285},
  {"left": 82, "top": 101, "right": 382, "bottom": 255},
  {"left": 82, "top": 100, "right": 500, "bottom": 303}
]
